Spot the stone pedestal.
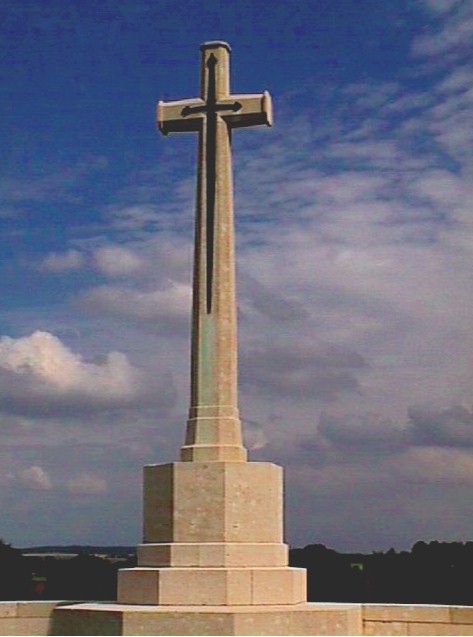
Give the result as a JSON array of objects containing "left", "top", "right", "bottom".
[
  {"left": 117, "top": 461, "right": 306, "bottom": 607},
  {"left": 55, "top": 459, "right": 362, "bottom": 635}
]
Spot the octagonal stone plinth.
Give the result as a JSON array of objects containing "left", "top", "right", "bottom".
[{"left": 143, "top": 462, "right": 283, "bottom": 544}]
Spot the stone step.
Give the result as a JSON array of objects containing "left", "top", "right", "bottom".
[
  {"left": 118, "top": 566, "right": 307, "bottom": 606},
  {"left": 137, "top": 542, "right": 288, "bottom": 567}
]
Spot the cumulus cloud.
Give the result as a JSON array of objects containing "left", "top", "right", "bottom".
[
  {"left": 234, "top": 12, "right": 473, "bottom": 424},
  {"left": 40, "top": 245, "right": 146, "bottom": 277},
  {"left": 241, "top": 340, "right": 365, "bottom": 400},
  {"left": 412, "top": 0, "right": 473, "bottom": 59},
  {"left": 421, "top": 0, "right": 464, "bottom": 14},
  {"left": 408, "top": 404, "right": 473, "bottom": 446},
  {"left": 93, "top": 245, "right": 143, "bottom": 277},
  {"left": 392, "top": 446, "right": 473, "bottom": 485},
  {"left": 241, "top": 274, "right": 308, "bottom": 322},
  {"left": 233, "top": 44, "right": 473, "bottom": 545},
  {"left": 0, "top": 331, "right": 148, "bottom": 415},
  {"left": 78, "top": 282, "right": 191, "bottom": 334},
  {"left": 319, "top": 412, "right": 408, "bottom": 450},
  {"left": 104, "top": 204, "right": 166, "bottom": 237},
  {"left": 66, "top": 473, "right": 107, "bottom": 495},
  {"left": 18, "top": 466, "right": 52, "bottom": 491},
  {"left": 40, "top": 249, "right": 84, "bottom": 273}
]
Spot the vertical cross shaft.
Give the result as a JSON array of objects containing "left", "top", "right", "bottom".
[{"left": 157, "top": 42, "right": 272, "bottom": 462}]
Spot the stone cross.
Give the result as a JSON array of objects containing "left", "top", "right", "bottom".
[
  {"left": 65, "top": 43, "right": 311, "bottom": 623},
  {"left": 157, "top": 41, "right": 272, "bottom": 462}
]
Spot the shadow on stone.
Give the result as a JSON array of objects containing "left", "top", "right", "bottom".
[{"left": 50, "top": 605, "right": 123, "bottom": 636}]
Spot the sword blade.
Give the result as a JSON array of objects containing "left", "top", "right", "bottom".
[{"left": 205, "top": 54, "right": 218, "bottom": 314}]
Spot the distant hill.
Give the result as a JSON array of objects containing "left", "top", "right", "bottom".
[{"left": 20, "top": 546, "right": 136, "bottom": 558}]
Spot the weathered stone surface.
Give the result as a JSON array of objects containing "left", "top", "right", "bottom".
[
  {"left": 0, "top": 601, "right": 78, "bottom": 636},
  {"left": 137, "top": 542, "right": 288, "bottom": 567},
  {"left": 118, "top": 567, "right": 306, "bottom": 606},
  {"left": 363, "top": 604, "right": 451, "bottom": 623},
  {"left": 0, "top": 618, "right": 52, "bottom": 636},
  {"left": 50, "top": 607, "right": 123, "bottom": 636},
  {"left": 451, "top": 607, "right": 473, "bottom": 624},
  {"left": 364, "top": 621, "right": 408, "bottom": 636},
  {"left": 361, "top": 604, "right": 473, "bottom": 636},
  {"left": 53, "top": 603, "right": 363, "bottom": 636},
  {"left": 0, "top": 601, "right": 472, "bottom": 635},
  {"left": 143, "top": 462, "right": 283, "bottom": 544},
  {"left": 407, "top": 623, "right": 473, "bottom": 635},
  {"left": 0, "top": 604, "right": 17, "bottom": 618}
]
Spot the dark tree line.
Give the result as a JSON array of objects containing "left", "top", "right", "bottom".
[
  {"left": 1, "top": 538, "right": 472, "bottom": 604},
  {"left": 289, "top": 541, "right": 473, "bottom": 605},
  {"left": 0, "top": 539, "right": 136, "bottom": 601}
]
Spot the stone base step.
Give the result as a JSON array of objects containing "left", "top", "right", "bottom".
[
  {"left": 52, "top": 602, "right": 362, "bottom": 636},
  {"left": 118, "top": 566, "right": 306, "bottom": 606},
  {"left": 137, "top": 542, "right": 288, "bottom": 567}
]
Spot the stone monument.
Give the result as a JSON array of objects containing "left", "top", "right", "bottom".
[
  {"left": 54, "top": 42, "right": 360, "bottom": 636},
  {"left": 118, "top": 36, "right": 306, "bottom": 609}
]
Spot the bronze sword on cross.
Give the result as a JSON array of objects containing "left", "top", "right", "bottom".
[{"left": 181, "top": 53, "right": 243, "bottom": 312}]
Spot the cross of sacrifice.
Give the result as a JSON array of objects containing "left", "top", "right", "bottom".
[{"left": 157, "top": 41, "right": 272, "bottom": 463}]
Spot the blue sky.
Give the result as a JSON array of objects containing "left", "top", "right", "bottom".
[{"left": 1, "top": 0, "right": 473, "bottom": 552}]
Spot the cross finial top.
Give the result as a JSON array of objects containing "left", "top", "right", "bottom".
[
  {"left": 200, "top": 40, "right": 232, "bottom": 52},
  {"left": 157, "top": 43, "right": 272, "bottom": 135}
]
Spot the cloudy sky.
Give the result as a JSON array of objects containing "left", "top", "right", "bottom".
[{"left": 1, "top": 0, "right": 472, "bottom": 552}]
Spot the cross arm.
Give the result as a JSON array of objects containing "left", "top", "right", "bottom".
[
  {"left": 222, "top": 91, "right": 273, "bottom": 129},
  {"left": 157, "top": 98, "right": 205, "bottom": 135}
]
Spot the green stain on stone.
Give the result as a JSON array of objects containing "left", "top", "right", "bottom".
[{"left": 200, "top": 313, "right": 215, "bottom": 405}]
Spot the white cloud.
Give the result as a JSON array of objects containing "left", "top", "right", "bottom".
[
  {"left": 241, "top": 339, "right": 366, "bottom": 401},
  {"left": 105, "top": 204, "right": 163, "bottom": 235},
  {"left": 284, "top": 443, "right": 473, "bottom": 550},
  {"left": 412, "top": 0, "right": 473, "bottom": 58},
  {"left": 391, "top": 446, "right": 473, "bottom": 485},
  {"left": 151, "top": 28, "right": 473, "bottom": 549},
  {"left": 79, "top": 282, "right": 191, "bottom": 334},
  {"left": 435, "top": 66, "right": 473, "bottom": 93},
  {"left": 422, "top": 0, "right": 465, "bottom": 14},
  {"left": 0, "top": 331, "right": 148, "bottom": 414},
  {"left": 66, "top": 473, "right": 107, "bottom": 495},
  {"left": 40, "top": 249, "right": 84, "bottom": 273},
  {"left": 18, "top": 466, "right": 52, "bottom": 491},
  {"left": 93, "top": 245, "right": 143, "bottom": 277},
  {"left": 319, "top": 412, "right": 408, "bottom": 450}
]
